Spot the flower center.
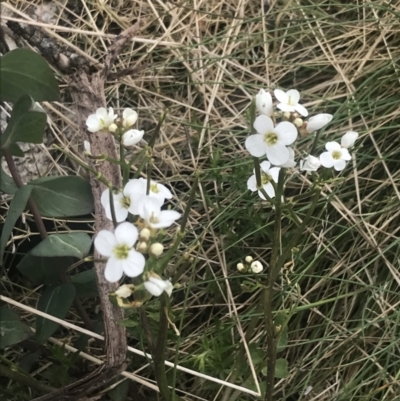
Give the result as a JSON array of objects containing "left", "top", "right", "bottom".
[
  {"left": 150, "top": 183, "right": 159, "bottom": 194},
  {"left": 149, "top": 212, "right": 160, "bottom": 224},
  {"left": 261, "top": 172, "right": 272, "bottom": 185},
  {"left": 288, "top": 95, "right": 295, "bottom": 106},
  {"left": 332, "top": 150, "right": 342, "bottom": 160},
  {"left": 113, "top": 244, "right": 130, "bottom": 260},
  {"left": 120, "top": 196, "right": 131, "bottom": 209},
  {"left": 264, "top": 132, "right": 278, "bottom": 146}
]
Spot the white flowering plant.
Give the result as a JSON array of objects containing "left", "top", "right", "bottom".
[{"left": 240, "top": 87, "right": 359, "bottom": 398}]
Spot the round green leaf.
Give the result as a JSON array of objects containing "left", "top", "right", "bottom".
[
  {"left": 0, "top": 49, "right": 60, "bottom": 102},
  {"left": 30, "top": 176, "right": 94, "bottom": 217},
  {"left": 274, "top": 358, "right": 290, "bottom": 379},
  {"left": 30, "top": 233, "right": 92, "bottom": 259}
]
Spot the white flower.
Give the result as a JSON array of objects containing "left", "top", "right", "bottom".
[
  {"left": 341, "top": 131, "right": 358, "bottom": 149},
  {"left": 101, "top": 185, "right": 142, "bottom": 222},
  {"left": 138, "top": 196, "right": 181, "bottom": 229},
  {"left": 300, "top": 155, "right": 321, "bottom": 172},
  {"left": 247, "top": 161, "right": 280, "bottom": 200},
  {"left": 144, "top": 273, "right": 173, "bottom": 297},
  {"left": 115, "top": 284, "right": 134, "bottom": 298},
  {"left": 122, "top": 129, "right": 144, "bottom": 147},
  {"left": 124, "top": 178, "right": 172, "bottom": 205},
  {"left": 250, "top": 261, "right": 263, "bottom": 273},
  {"left": 94, "top": 222, "right": 145, "bottom": 283},
  {"left": 306, "top": 113, "right": 333, "bottom": 133},
  {"left": 276, "top": 147, "right": 296, "bottom": 168},
  {"left": 320, "top": 142, "right": 352, "bottom": 171},
  {"left": 256, "top": 89, "right": 273, "bottom": 116},
  {"left": 86, "top": 107, "right": 117, "bottom": 133},
  {"left": 122, "top": 108, "right": 138, "bottom": 128},
  {"left": 245, "top": 115, "right": 298, "bottom": 165},
  {"left": 274, "top": 89, "right": 308, "bottom": 117}
]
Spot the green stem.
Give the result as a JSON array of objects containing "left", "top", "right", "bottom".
[
  {"left": 148, "top": 110, "right": 168, "bottom": 149},
  {"left": 264, "top": 168, "right": 285, "bottom": 401}
]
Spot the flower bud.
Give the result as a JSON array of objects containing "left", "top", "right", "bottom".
[
  {"left": 140, "top": 228, "right": 151, "bottom": 241},
  {"left": 256, "top": 89, "right": 273, "bottom": 117},
  {"left": 137, "top": 241, "right": 148, "bottom": 253},
  {"left": 122, "top": 108, "right": 138, "bottom": 128},
  {"left": 300, "top": 155, "right": 321, "bottom": 172},
  {"left": 341, "top": 131, "right": 358, "bottom": 149},
  {"left": 282, "top": 111, "right": 291, "bottom": 121},
  {"left": 115, "top": 284, "right": 134, "bottom": 298},
  {"left": 108, "top": 123, "right": 118, "bottom": 133},
  {"left": 150, "top": 243, "right": 164, "bottom": 257},
  {"left": 293, "top": 117, "right": 304, "bottom": 128},
  {"left": 237, "top": 263, "right": 245, "bottom": 272},
  {"left": 306, "top": 113, "right": 333, "bottom": 133},
  {"left": 245, "top": 256, "right": 253, "bottom": 263},
  {"left": 250, "top": 261, "right": 263, "bottom": 273},
  {"left": 122, "top": 129, "right": 144, "bottom": 147},
  {"left": 144, "top": 272, "right": 173, "bottom": 297}
]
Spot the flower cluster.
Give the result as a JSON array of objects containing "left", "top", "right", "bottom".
[
  {"left": 237, "top": 255, "right": 264, "bottom": 274},
  {"left": 87, "top": 107, "right": 180, "bottom": 299},
  {"left": 86, "top": 107, "right": 144, "bottom": 147},
  {"left": 245, "top": 89, "right": 359, "bottom": 199}
]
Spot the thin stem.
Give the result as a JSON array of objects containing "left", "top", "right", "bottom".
[
  {"left": 148, "top": 110, "right": 168, "bottom": 149},
  {"left": 180, "top": 173, "right": 199, "bottom": 232}
]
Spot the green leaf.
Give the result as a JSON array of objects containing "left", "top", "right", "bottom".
[
  {"left": 30, "top": 176, "right": 94, "bottom": 217},
  {"left": 0, "top": 165, "right": 18, "bottom": 194},
  {"left": 0, "top": 306, "right": 32, "bottom": 349},
  {"left": 8, "top": 143, "right": 25, "bottom": 157},
  {"left": 30, "top": 233, "right": 92, "bottom": 259},
  {"left": 274, "top": 358, "right": 290, "bottom": 378},
  {"left": 71, "top": 270, "right": 98, "bottom": 298},
  {"left": 17, "top": 255, "right": 74, "bottom": 284},
  {"left": 35, "top": 283, "right": 76, "bottom": 343},
  {"left": 107, "top": 379, "right": 129, "bottom": 401},
  {"left": 0, "top": 184, "right": 33, "bottom": 264},
  {"left": 0, "top": 48, "right": 60, "bottom": 102},
  {"left": 0, "top": 95, "right": 47, "bottom": 149}
]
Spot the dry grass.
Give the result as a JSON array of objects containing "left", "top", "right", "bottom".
[{"left": 1, "top": 0, "right": 400, "bottom": 400}]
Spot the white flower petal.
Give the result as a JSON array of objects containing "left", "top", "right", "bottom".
[
  {"left": 141, "top": 196, "right": 164, "bottom": 220},
  {"left": 257, "top": 190, "right": 267, "bottom": 200},
  {"left": 153, "top": 182, "right": 173, "bottom": 199},
  {"left": 114, "top": 222, "right": 138, "bottom": 247},
  {"left": 269, "top": 167, "right": 281, "bottom": 182},
  {"left": 319, "top": 152, "right": 334, "bottom": 168},
  {"left": 274, "top": 121, "right": 298, "bottom": 145},
  {"left": 294, "top": 103, "right": 308, "bottom": 117},
  {"left": 341, "top": 131, "right": 358, "bottom": 148},
  {"left": 306, "top": 114, "right": 333, "bottom": 133},
  {"left": 164, "top": 280, "right": 173, "bottom": 296},
  {"left": 94, "top": 230, "right": 117, "bottom": 257},
  {"left": 325, "top": 141, "right": 341, "bottom": 152},
  {"left": 260, "top": 160, "right": 271, "bottom": 173},
  {"left": 122, "top": 129, "right": 144, "bottom": 146},
  {"left": 266, "top": 144, "right": 289, "bottom": 165},
  {"left": 96, "top": 108, "right": 108, "bottom": 119},
  {"left": 264, "top": 182, "right": 275, "bottom": 198},
  {"left": 274, "top": 89, "right": 288, "bottom": 103},
  {"left": 144, "top": 277, "right": 166, "bottom": 296},
  {"left": 104, "top": 258, "right": 124, "bottom": 282},
  {"left": 333, "top": 159, "right": 347, "bottom": 171},
  {"left": 253, "top": 115, "right": 274, "bottom": 135},
  {"left": 277, "top": 147, "right": 296, "bottom": 168},
  {"left": 122, "top": 108, "right": 138, "bottom": 128},
  {"left": 341, "top": 148, "right": 352, "bottom": 161},
  {"left": 245, "top": 134, "right": 266, "bottom": 157},
  {"left": 276, "top": 103, "right": 295, "bottom": 112},
  {"left": 115, "top": 284, "right": 133, "bottom": 298},
  {"left": 247, "top": 175, "right": 257, "bottom": 191},
  {"left": 121, "top": 250, "right": 145, "bottom": 277},
  {"left": 286, "top": 89, "right": 300, "bottom": 105},
  {"left": 124, "top": 179, "right": 146, "bottom": 197},
  {"left": 151, "top": 210, "right": 181, "bottom": 229},
  {"left": 300, "top": 155, "right": 321, "bottom": 172},
  {"left": 86, "top": 114, "right": 102, "bottom": 132},
  {"left": 256, "top": 89, "right": 273, "bottom": 116}
]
